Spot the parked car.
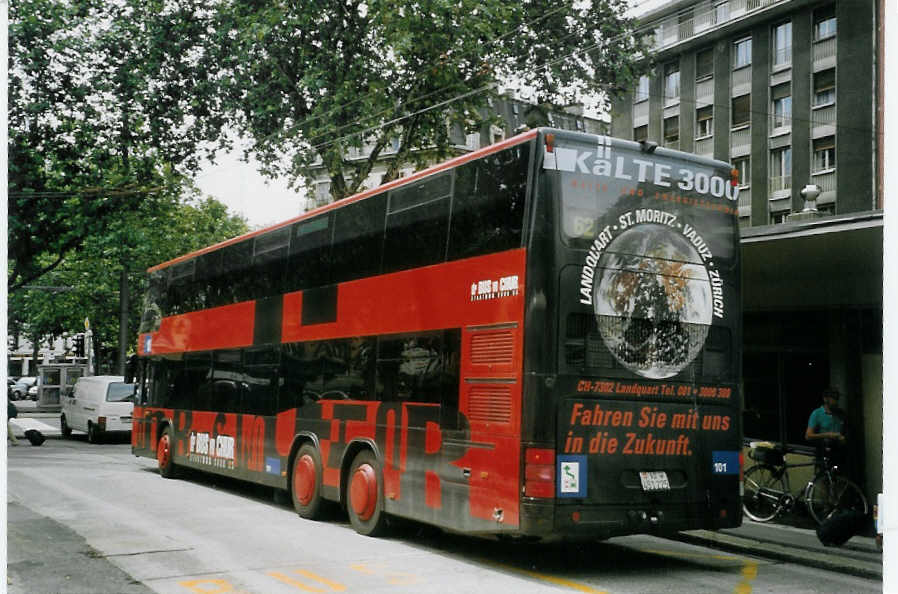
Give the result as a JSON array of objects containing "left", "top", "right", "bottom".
[
  {"left": 60, "top": 376, "right": 135, "bottom": 443},
  {"left": 9, "top": 377, "right": 37, "bottom": 400}
]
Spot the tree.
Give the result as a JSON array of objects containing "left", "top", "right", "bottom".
[
  {"left": 203, "top": 0, "right": 650, "bottom": 202},
  {"left": 8, "top": 190, "right": 248, "bottom": 373},
  {"left": 8, "top": 0, "right": 229, "bottom": 292}
]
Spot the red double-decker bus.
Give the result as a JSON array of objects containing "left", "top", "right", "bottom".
[{"left": 133, "top": 127, "right": 743, "bottom": 539}]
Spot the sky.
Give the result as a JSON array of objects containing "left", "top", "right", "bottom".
[{"left": 194, "top": 151, "right": 308, "bottom": 230}]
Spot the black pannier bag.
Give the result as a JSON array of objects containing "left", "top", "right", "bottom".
[
  {"left": 749, "top": 446, "right": 784, "bottom": 466},
  {"left": 817, "top": 509, "right": 867, "bottom": 547}
]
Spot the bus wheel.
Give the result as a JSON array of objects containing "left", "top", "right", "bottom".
[
  {"left": 347, "top": 450, "right": 387, "bottom": 537},
  {"left": 157, "top": 427, "right": 178, "bottom": 479},
  {"left": 60, "top": 415, "right": 72, "bottom": 438},
  {"left": 291, "top": 443, "right": 323, "bottom": 519}
]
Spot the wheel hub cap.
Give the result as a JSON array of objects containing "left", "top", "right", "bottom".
[
  {"left": 350, "top": 463, "right": 377, "bottom": 521},
  {"left": 294, "top": 455, "right": 316, "bottom": 505}
]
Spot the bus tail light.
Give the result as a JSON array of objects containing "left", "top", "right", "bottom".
[
  {"left": 545, "top": 133, "right": 556, "bottom": 153},
  {"left": 525, "top": 448, "right": 555, "bottom": 498},
  {"left": 731, "top": 168, "right": 740, "bottom": 187}
]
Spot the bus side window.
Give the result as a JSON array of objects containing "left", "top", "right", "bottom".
[
  {"left": 168, "top": 259, "right": 196, "bottom": 315},
  {"left": 382, "top": 173, "right": 451, "bottom": 274},
  {"left": 253, "top": 227, "right": 290, "bottom": 298},
  {"left": 447, "top": 146, "right": 529, "bottom": 261},
  {"left": 376, "top": 331, "right": 457, "bottom": 416},
  {"left": 174, "top": 353, "right": 211, "bottom": 411},
  {"left": 196, "top": 251, "right": 223, "bottom": 309},
  {"left": 244, "top": 347, "right": 279, "bottom": 416},
  {"left": 219, "top": 241, "right": 254, "bottom": 304},
  {"left": 211, "top": 350, "right": 244, "bottom": 413},
  {"left": 332, "top": 195, "right": 386, "bottom": 285},
  {"left": 280, "top": 343, "right": 315, "bottom": 410},
  {"left": 286, "top": 214, "right": 332, "bottom": 292},
  {"left": 148, "top": 358, "right": 172, "bottom": 407}
]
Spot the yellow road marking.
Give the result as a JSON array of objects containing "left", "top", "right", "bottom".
[
  {"left": 491, "top": 562, "right": 608, "bottom": 593},
  {"left": 734, "top": 561, "right": 759, "bottom": 594},
  {"left": 268, "top": 570, "right": 347, "bottom": 592},
  {"left": 178, "top": 579, "right": 233, "bottom": 593},
  {"left": 639, "top": 547, "right": 760, "bottom": 594},
  {"left": 350, "top": 563, "right": 418, "bottom": 585}
]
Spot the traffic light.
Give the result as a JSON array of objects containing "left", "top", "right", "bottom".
[{"left": 74, "top": 334, "right": 85, "bottom": 357}]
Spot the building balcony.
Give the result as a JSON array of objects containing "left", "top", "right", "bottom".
[
  {"left": 813, "top": 36, "right": 837, "bottom": 71},
  {"left": 651, "top": 0, "right": 789, "bottom": 53},
  {"left": 632, "top": 100, "right": 650, "bottom": 125},
  {"left": 694, "top": 136, "right": 714, "bottom": 157},
  {"left": 738, "top": 186, "right": 752, "bottom": 209},
  {"left": 769, "top": 175, "right": 791, "bottom": 195},
  {"left": 730, "top": 126, "right": 751, "bottom": 156},
  {"left": 696, "top": 79, "right": 714, "bottom": 104},
  {"left": 811, "top": 169, "right": 836, "bottom": 193},
  {"left": 811, "top": 104, "right": 836, "bottom": 138},
  {"left": 732, "top": 68, "right": 752, "bottom": 96}
]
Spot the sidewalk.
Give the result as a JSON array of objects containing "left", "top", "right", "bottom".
[{"left": 677, "top": 518, "right": 882, "bottom": 580}]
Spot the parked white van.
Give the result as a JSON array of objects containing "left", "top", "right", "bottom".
[{"left": 61, "top": 376, "right": 135, "bottom": 443}]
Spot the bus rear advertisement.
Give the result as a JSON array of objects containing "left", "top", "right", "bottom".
[{"left": 132, "top": 128, "right": 742, "bottom": 540}]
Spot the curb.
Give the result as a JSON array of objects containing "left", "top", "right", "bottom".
[{"left": 675, "top": 529, "right": 882, "bottom": 580}]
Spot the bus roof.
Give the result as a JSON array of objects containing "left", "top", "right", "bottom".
[
  {"left": 148, "top": 127, "right": 733, "bottom": 273},
  {"left": 148, "top": 128, "right": 540, "bottom": 274}
]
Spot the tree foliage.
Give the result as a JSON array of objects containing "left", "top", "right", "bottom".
[
  {"left": 8, "top": 0, "right": 229, "bottom": 291},
  {"left": 204, "top": 0, "right": 650, "bottom": 201},
  {"left": 9, "top": 189, "right": 248, "bottom": 365}
]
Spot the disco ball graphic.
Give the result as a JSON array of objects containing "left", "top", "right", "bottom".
[{"left": 593, "top": 224, "right": 712, "bottom": 379}]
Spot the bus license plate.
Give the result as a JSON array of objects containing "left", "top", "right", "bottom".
[{"left": 639, "top": 471, "right": 670, "bottom": 492}]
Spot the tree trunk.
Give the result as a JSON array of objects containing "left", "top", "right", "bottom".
[{"left": 118, "top": 263, "right": 129, "bottom": 375}]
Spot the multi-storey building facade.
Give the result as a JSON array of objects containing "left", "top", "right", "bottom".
[
  {"left": 611, "top": 0, "right": 882, "bottom": 507},
  {"left": 614, "top": 0, "right": 877, "bottom": 225}
]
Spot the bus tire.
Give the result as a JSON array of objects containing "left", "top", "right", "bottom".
[
  {"left": 157, "top": 426, "right": 178, "bottom": 479},
  {"left": 346, "top": 449, "right": 387, "bottom": 537},
  {"left": 291, "top": 443, "right": 324, "bottom": 520},
  {"left": 60, "top": 415, "right": 72, "bottom": 438}
]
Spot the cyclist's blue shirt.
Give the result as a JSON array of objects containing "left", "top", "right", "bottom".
[{"left": 808, "top": 406, "right": 844, "bottom": 434}]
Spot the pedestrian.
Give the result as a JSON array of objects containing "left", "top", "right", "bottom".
[
  {"left": 8, "top": 389, "right": 20, "bottom": 446},
  {"left": 805, "top": 387, "right": 846, "bottom": 469}
]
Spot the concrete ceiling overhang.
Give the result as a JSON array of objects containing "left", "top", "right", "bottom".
[{"left": 741, "top": 212, "right": 883, "bottom": 311}]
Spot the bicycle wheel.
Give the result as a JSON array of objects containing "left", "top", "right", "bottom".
[
  {"left": 743, "top": 464, "right": 786, "bottom": 522},
  {"left": 807, "top": 473, "right": 868, "bottom": 524}
]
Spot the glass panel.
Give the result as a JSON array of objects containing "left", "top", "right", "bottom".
[
  {"left": 732, "top": 95, "right": 750, "bottom": 128},
  {"left": 696, "top": 48, "right": 714, "bottom": 80},
  {"left": 447, "top": 144, "right": 529, "bottom": 261},
  {"left": 106, "top": 383, "right": 136, "bottom": 402},
  {"left": 733, "top": 38, "right": 752, "bottom": 69}
]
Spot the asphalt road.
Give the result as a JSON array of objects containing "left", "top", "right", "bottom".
[{"left": 6, "top": 432, "right": 882, "bottom": 594}]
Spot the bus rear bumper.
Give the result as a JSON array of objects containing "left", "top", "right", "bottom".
[{"left": 520, "top": 501, "right": 741, "bottom": 541}]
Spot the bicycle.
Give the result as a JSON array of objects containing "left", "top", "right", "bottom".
[{"left": 742, "top": 441, "right": 868, "bottom": 524}]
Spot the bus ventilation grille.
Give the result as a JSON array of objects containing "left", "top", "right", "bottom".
[
  {"left": 470, "top": 331, "right": 515, "bottom": 366},
  {"left": 467, "top": 385, "right": 513, "bottom": 424}
]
